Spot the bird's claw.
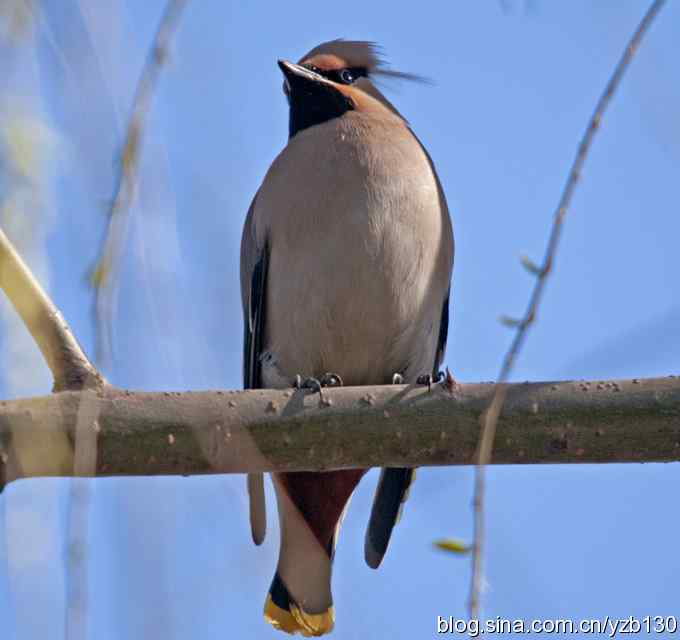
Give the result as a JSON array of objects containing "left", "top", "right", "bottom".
[
  {"left": 294, "top": 376, "right": 322, "bottom": 394},
  {"left": 320, "top": 372, "right": 343, "bottom": 387},
  {"left": 293, "top": 372, "right": 343, "bottom": 399},
  {"left": 416, "top": 371, "right": 445, "bottom": 392},
  {"left": 392, "top": 373, "right": 404, "bottom": 385}
]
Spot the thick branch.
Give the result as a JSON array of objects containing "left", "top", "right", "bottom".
[
  {"left": 0, "top": 227, "right": 104, "bottom": 391},
  {"left": 1, "top": 376, "right": 679, "bottom": 487}
]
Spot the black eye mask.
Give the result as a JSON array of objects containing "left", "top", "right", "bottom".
[{"left": 304, "top": 64, "right": 369, "bottom": 85}]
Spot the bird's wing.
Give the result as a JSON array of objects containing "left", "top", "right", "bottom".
[{"left": 241, "top": 193, "right": 268, "bottom": 545}]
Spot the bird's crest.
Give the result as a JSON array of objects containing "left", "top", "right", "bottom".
[
  {"left": 292, "top": 39, "right": 428, "bottom": 118},
  {"left": 298, "top": 39, "right": 428, "bottom": 84}
]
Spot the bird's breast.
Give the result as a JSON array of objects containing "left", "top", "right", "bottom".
[{"left": 255, "top": 115, "right": 451, "bottom": 386}]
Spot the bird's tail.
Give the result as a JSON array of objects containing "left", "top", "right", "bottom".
[
  {"left": 264, "top": 570, "right": 334, "bottom": 636},
  {"left": 264, "top": 470, "right": 365, "bottom": 636}
]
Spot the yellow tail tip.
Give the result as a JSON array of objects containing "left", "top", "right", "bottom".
[
  {"left": 291, "top": 602, "right": 335, "bottom": 636},
  {"left": 264, "top": 595, "right": 335, "bottom": 636},
  {"left": 264, "top": 595, "right": 300, "bottom": 634}
]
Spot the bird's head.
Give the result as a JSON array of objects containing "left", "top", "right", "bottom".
[{"left": 278, "top": 39, "right": 425, "bottom": 138}]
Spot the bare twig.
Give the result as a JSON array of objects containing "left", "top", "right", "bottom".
[
  {"left": 89, "top": 0, "right": 189, "bottom": 370},
  {"left": 0, "top": 226, "right": 103, "bottom": 390},
  {"left": 468, "top": 0, "right": 668, "bottom": 619}
]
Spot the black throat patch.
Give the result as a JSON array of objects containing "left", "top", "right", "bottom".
[{"left": 288, "top": 81, "right": 354, "bottom": 138}]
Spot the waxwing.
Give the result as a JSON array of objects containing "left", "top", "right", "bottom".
[{"left": 241, "top": 39, "right": 454, "bottom": 636}]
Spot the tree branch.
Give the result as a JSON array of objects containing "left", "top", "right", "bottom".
[
  {"left": 1, "top": 376, "right": 679, "bottom": 488},
  {"left": 0, "top": 227, "right": 104, "bottom": 391}
]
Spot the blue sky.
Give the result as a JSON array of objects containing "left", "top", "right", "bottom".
[{"left": 1, "top": 1, "right": 680, "bottom": 638}]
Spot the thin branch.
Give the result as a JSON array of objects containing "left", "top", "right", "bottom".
[
  {"left": 0, "top": 227, "right": 103, "bottom": 391},
  {"left": 469, "top": 0, "right": 668, "bottom": 619},
  {"left": 1, "top": 376, "right": 679, "bottom": 487},
  {"left": 89, "top": 0, "right": 189, "bottom": 370}
]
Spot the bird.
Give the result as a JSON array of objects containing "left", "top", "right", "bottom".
[{"left": 240, "top": 39, "right": 454, "bottom": 636}]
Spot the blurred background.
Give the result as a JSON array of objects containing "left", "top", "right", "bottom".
[{"left": 0, "top": 1, "right": 679, "bottom": 638}]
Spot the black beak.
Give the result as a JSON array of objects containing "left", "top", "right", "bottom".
[{"left": 277, "top": 60, "right": 327, "bottom": 90}]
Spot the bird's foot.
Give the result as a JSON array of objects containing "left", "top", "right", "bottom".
[
  {"left": 293, "top": 372, "right": 344, "bottom": 399},
  {"left": 392, "top": 373, "right": 404, "bottom": 385},
  {"left": 293, "top": 375, "right": 321, "bottom": 393},
  {"left": 416, "top": 371, "right": 446, "bottom": 392},
  {"left": 319, "top": 372, "right": 344, "bottom": 388}
]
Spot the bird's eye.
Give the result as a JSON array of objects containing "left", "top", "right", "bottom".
[{"left": 339, "top": 69, "right": 356, "bottom": 84}]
